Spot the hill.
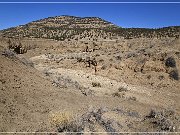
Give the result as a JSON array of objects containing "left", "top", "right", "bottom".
[{"left": 0, "top": 15, "right": 179, "bottom": 40}]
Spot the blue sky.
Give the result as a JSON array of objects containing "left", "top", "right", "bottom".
[{"left": 0, "top": 1, "right": 180, "bottom": 30}]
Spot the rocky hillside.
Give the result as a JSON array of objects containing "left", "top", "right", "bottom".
[
  {"left": 0, "top": 16, "right": 180, "bottom": 133},
  {"left": 29, "top": 15, "right": 118, "bottom": 29},
  {"left": 0, "top": 16, "right": 119, "bottom": 40},
  {"left": 0, "top": 15, "right": 179, "bottom": 40}
]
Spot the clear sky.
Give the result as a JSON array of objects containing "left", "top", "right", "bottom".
[{"left": 0, "top": 0, "right": 180, "bottom": 30}]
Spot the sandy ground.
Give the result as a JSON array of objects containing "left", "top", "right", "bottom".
[{"left": 0, "top": 37, "right": 180, "bottom": 133}]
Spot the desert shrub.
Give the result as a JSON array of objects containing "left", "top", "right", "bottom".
[
  {"left": 165, "top": 57, "right": 176, "bottom": 68},
  {"left": 101, "top": 65, "right": 107, "bottom": 70},
  {"left": 47, "top": 54, "right": 54, "bottom": 59},
  {"left": 146, "top": 109, "right": 176, "bottom": 132},
  {"left": 112, "top": 92, "right": 125, "bottom": 98},
  {"left": 175, "top": 52, "right": 180, "bottom": 58},
  {"left": 99, "top": 59, "right": 104, "bottom": 63},
  {"left": 57, "top": 121, "right": 84, "bottom": 133},
  {"left": 53, "top": 75, "right": 91, "bottom": 96},
  {"left": 14, "top": 46, "right": 21, "bottom": 54},
  {"left": 50, "top": 108, "right": 115, "bottom": 133},
  {"left": 128, "top": 96, "right": 137, "bottom": 101},
  {"left": 50, "top": 111, "right": 73, "bottom": 127},
  {"left": 67, "top": 49, "right": 73, "bottom": 53},
  {"left": 43, "top": 69, "right": 51, "bottom": 76},
  {"left": 92, "top": 82, "right": 101, "bottom": 87},
  {"left": 49, "top": 111, "right": 83, "bottom": 132},
  {"left": 109, "top": 58, "right": 113, "bottom": 61},
  {"left": 95, "top": 54, "right": 100, "bottom": 57},
  {"left": 169, "top": 70, "right": 179, "bottom": 80},
  {"left": 7, "top": 40, "right": 27, "bottom": 54},
  {"left": 112, "top": 92, "right": 120, "bottom": 97},
  {"left": 81, "top": 107, "right": 116, "bottom": 133},
  {"left": 2, "top": 49, "right": 34, "bottom": 67},
  {"left": 77, "top": 57, "right": 83, "bottom": 62},
  {"left": 158, "top": 75, "right": 164, "bottom": 80},
  {"left": 118, "top": 87, "right": 128, "bottom": 92},
  {"left": 51, "top": 107, "right": 120, "bottom": 133},
  {"left": 147, "top": 75, "right": 151, "bottom": 79},
  {"left": 113, "top": 108, "right": 140, "bottom": 118},
  {"left": 53, "top": 77, "right": 69, "bottom": 88},
  {"left": 2, "top": 49, "right": 16, "bottom": 58},
  {"left": 115, "top": 55, "right": 121, "bottom": 60},
  {"left": 126, "top": 53, "right": 136, "bottom": 58}
]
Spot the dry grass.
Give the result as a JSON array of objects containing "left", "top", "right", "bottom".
[
  {"left": 49, "top": 111, "right": 85, "bottom": 133},
  {"left": 49, "top": 111, "right": 74, "bottom": 128}
]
